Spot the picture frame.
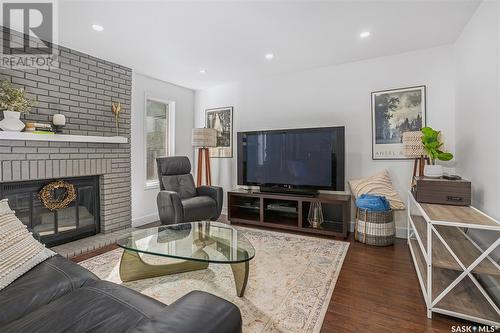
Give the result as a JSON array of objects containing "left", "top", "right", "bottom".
[
  {"left": 205, "top": 106, "right": 233, "bottom": 158},
  {"left": 371, "top": 86, "right": 426, "bottom": 160}
]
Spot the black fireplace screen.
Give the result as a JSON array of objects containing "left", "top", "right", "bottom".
[{"left": 0, "top": 176, "right": 100, "bottom": 247}]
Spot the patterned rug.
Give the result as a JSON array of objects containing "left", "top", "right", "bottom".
[{"left": 79, "top": 226, "right": 349, "bottom": 333}]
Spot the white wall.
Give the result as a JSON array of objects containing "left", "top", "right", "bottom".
[
  {"left": 195, "top": 45, "right": 456, "bottom": 234},
  {"left": 131, "top": 73, "right": 195, "bottom": 227},
  {"left": 455, "top": 0, "right": 500, "bottom": 220},
  {"left": 454, "top": 0, "right": 499, "bottom": 302}
]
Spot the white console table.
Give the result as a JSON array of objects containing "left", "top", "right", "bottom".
[{"left": 407, "top": 191, "right": 500, "bottom": 326}]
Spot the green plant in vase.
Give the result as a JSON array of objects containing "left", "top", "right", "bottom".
[
  {"left": 0, "top": 80, "right": 36, "bottom": 132},
  {"left": 420, "top": 126, "right": 453, "bottom": 178}
]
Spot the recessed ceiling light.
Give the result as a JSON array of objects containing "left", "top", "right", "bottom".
[
  {"left": 92, "top": 24, "right": 104, "bottom": 32},
  {"left": 265, "top": 53, "right": 274, "bottom": 60},
  {"left": 360, "top": 31, "right": 370, "bottom": 38},
  {"left": 199, "top": 69, "right": 207, "bottom": 74}
]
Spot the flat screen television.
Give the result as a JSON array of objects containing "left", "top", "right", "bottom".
[{"left": 237, "top": 126, "right": 345, "bottom": 193}]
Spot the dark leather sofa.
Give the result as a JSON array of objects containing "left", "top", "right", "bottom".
[{"left": 0, "top": 255, "right": 242, "bottom": 333}]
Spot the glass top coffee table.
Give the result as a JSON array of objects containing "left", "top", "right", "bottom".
[{"left": 117, "top": 221, "right": 255, "bottom": 297}]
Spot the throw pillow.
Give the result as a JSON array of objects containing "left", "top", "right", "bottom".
[
  {"left": 0, "top": 199, "right": 55, "bottom": 290},
  {"left": 349, "top": 170, "right": 405, "bottom": 210}
]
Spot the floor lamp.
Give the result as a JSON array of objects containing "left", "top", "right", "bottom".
[
  {"left": 402, "top": 131, "right": 429, "bottom": 188},
  {"left": 192, "top": 128, "right": 217, "bottom": 187}
]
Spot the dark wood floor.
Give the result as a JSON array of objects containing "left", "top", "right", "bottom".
[
  {"left": 321, "top": 236, "right": 465, "bottom": 333},
  {"left": 72, "top": 224, "right": 468, "bottom": 333}
]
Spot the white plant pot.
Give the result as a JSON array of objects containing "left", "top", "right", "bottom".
[
  {"left": 424, "top": 164, "right": 443, "bottom": 178},
  {"left": 0, "top": 111, "right": 25, "bottom": 132}
]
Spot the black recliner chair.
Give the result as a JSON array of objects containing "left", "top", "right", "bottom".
[{"left": 156, "top": 156, "right": 223, "bottom": 225}]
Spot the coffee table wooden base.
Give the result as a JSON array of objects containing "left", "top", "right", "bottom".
[
  {"left": 230, "top": 261, "right": 249, "bottom": 297},
  {"left": 119, "top": 250, "right": 250, "bottom": 297},
  {"left": 119, "top": 249, "right": 209, "bottom": 282}
]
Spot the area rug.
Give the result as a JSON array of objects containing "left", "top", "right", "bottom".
[{"left": 79, "top": 226, "right": 349, "bottom": 333}]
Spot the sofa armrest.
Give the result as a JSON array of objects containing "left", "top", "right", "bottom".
[
  {"left": 197, "top": 186, "right": 223, "bottom": 219},
  {"left": 157, "top": 190, "right": 183, "bottom": 225},
  {"left": 131, "top": 290, "right": 242, "bottom": 333}
]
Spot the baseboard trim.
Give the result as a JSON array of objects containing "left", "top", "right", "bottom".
[
  {"left": 395, "top": 227, "right": 407, "bottom": 239},
  {"left": 132, "top": 213, "right": 159, "bottom": 227}
]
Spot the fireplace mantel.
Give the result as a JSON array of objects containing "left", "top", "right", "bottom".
[{"left": 0, "top": 132, "right": 128, "bottom": 143}]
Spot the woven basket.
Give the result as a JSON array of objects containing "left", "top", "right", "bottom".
[{"left": 355, "top": 208, "right": 395, "bottom": 246}]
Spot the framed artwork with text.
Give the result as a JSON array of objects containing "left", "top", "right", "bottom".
[
  {"left": 205, "top": 106, "right": 233, "bottom": 158},
  {"left": 371, "top": 86, "right": 426, "bottom": 160}
]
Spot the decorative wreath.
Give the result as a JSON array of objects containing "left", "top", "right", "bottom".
[{"left": 39, "top": 180, "right": 76, "bottom": 211}]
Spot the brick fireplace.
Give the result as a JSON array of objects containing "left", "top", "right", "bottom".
[
  {"left": 0, "top": 176, "right": 100, "bottom": 246},
  {"left": 0, "top": 27, "right": 132, "bottom": 237}
]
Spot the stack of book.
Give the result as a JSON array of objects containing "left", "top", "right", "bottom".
[{"left": 25, "top": 122, "right": 55, "bottom": 134}]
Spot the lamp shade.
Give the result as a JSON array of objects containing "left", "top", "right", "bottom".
[
  {"left": 192, "top": 128, "right": 217, "bottom": 147},
  {"left": 402, "top": 131, "right": 425, "bottom": 157}
]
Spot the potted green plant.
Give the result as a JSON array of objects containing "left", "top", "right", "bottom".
[
  {"left": 420, "top": 126, "right": 453, "bottom": 178},
  {"left": 0, "top": 80, "right": 36, "bottom": 131}
]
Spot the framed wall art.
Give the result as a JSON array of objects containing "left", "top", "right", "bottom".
[
  {"left": 205, "top": 106, "right": 233, "bottom": 158},
  {"left": 371, "top": 86, "right": 426, "bottom": 160}
]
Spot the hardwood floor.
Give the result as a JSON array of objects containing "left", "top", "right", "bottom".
[
  {"left": 72, "top": 223, "right": 470, "bottom": 332},
  {"left": 321, "top": 236, "right": 466, "bottom": 333},
  {"left": 71, "top": 243, "right": 118, "bottom": 263}
]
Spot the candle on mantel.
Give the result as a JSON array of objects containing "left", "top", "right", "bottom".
[{"left": 53, "top": 114, "right": 66, "bottom": 126}]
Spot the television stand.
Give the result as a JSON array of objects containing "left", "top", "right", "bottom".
[
  {"left": 259, "top": 186, "right": 317, "bottom": 197},
  {"left": 228, "top": 189, "right": 351, "bottom": 238}
]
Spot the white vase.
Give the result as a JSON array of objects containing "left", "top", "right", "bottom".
[
  {"left": 424, "top": 164, "right": 443, "bottom": 178},
  {"left": 0, "top": 111, "right": 25, "bottom": 132}
]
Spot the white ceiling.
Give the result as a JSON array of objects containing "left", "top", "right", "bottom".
[{"left": 58, "top": 0, "right": 480, "bottom": 90}]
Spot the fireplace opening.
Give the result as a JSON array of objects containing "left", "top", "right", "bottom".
[{"left": 0, "top": 176, "right": 100, "bottom": 247}]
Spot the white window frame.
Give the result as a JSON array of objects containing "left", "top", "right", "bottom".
[{"left": 144, "top": 95, "right": 175, "bottom": 189}]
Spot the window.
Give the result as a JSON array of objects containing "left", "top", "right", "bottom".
[{"left": 145, "top": 97, "right": 174, "bottom": 188}]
